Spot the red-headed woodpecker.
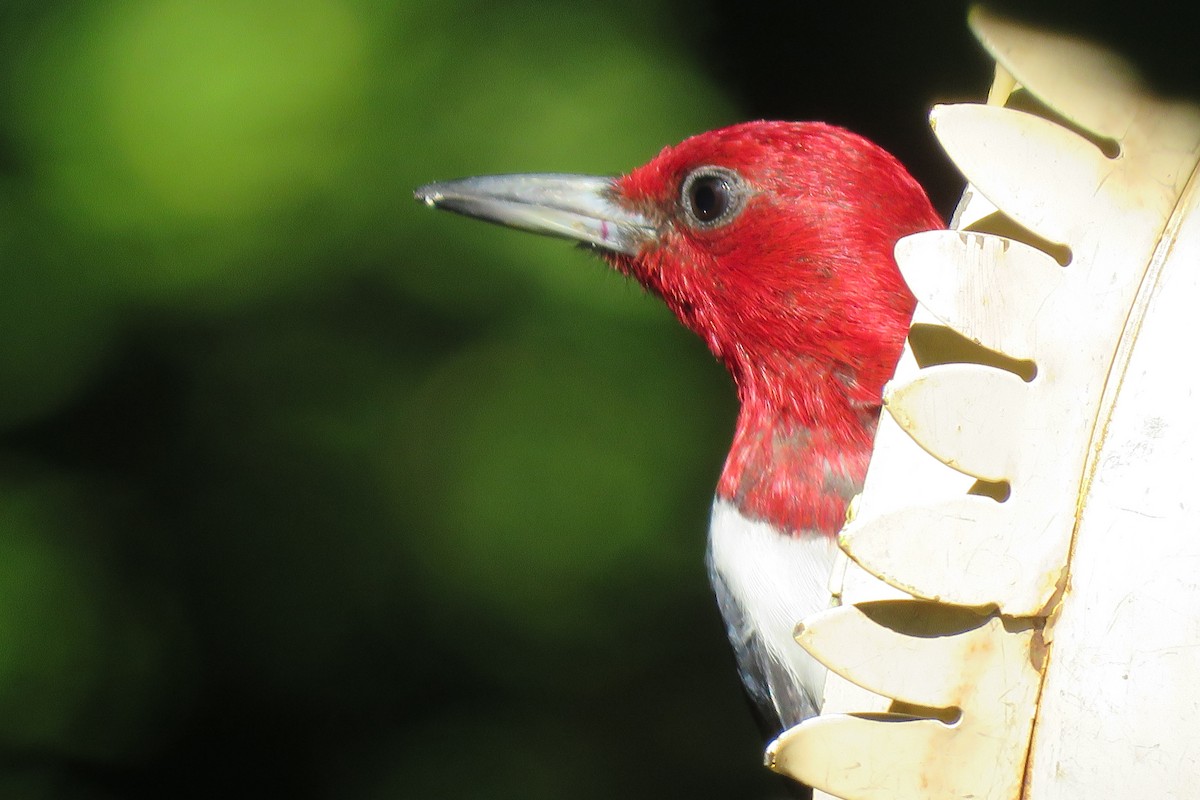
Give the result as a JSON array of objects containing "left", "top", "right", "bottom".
[{"left": 415, "top": 121, "right": 942, "bottom": 733}]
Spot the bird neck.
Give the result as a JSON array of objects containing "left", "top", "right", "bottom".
[{"left": 717, "top": 362, "right": 879, "bottom": 538}]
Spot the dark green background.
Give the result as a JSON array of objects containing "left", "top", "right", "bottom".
[{"left": 0, "top": 2, "right": 1192, "bottom": 797}]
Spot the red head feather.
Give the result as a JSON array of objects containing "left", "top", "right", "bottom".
[
  {"left": 606, "top": 122, "right": 941, "bottom": 534},
  {"left": 417, "top": 121, "right": 941, "bottom": 535}
]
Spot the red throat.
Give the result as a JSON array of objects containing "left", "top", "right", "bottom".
[
  {"left": 608, "top": 121, "right": 942, "bottom": 537},
  {"left": 718, "top": 383, "right": 879, "bottom": 537}
]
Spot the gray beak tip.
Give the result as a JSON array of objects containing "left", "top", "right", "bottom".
[{"left": 413, "top": 184, "right": 440, "bottom": 207}]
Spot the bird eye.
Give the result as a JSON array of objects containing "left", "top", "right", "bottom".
[{"left": 680, "top": 167, "right": 746, "bottom": 228}]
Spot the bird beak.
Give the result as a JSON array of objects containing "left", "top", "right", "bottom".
[{"left": 414, "top": 174, "right": 658, "bottom": 256}]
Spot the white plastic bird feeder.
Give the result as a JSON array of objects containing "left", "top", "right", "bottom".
[{"left": 766, "top": 8, "right": 1200, "bottom": 799}]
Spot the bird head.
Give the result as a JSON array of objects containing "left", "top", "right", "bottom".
[{"left": 416, "top": 121, "right": 941, "bottom": 533}]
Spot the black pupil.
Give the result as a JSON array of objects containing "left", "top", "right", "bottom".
[{"left": 690, "top": 176, "right": 728, "bottom": 222}]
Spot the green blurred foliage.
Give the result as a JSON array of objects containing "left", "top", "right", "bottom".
[
  {"left": 0, "top": 0, "right": 766, "bottom": 796},
  {"left": 0, "top": 472, "right": 185, "bottom": 760}
]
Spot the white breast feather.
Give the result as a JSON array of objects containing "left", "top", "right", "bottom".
[{"left": 708, "top": 497, "right": 837, "bottom": 723}]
